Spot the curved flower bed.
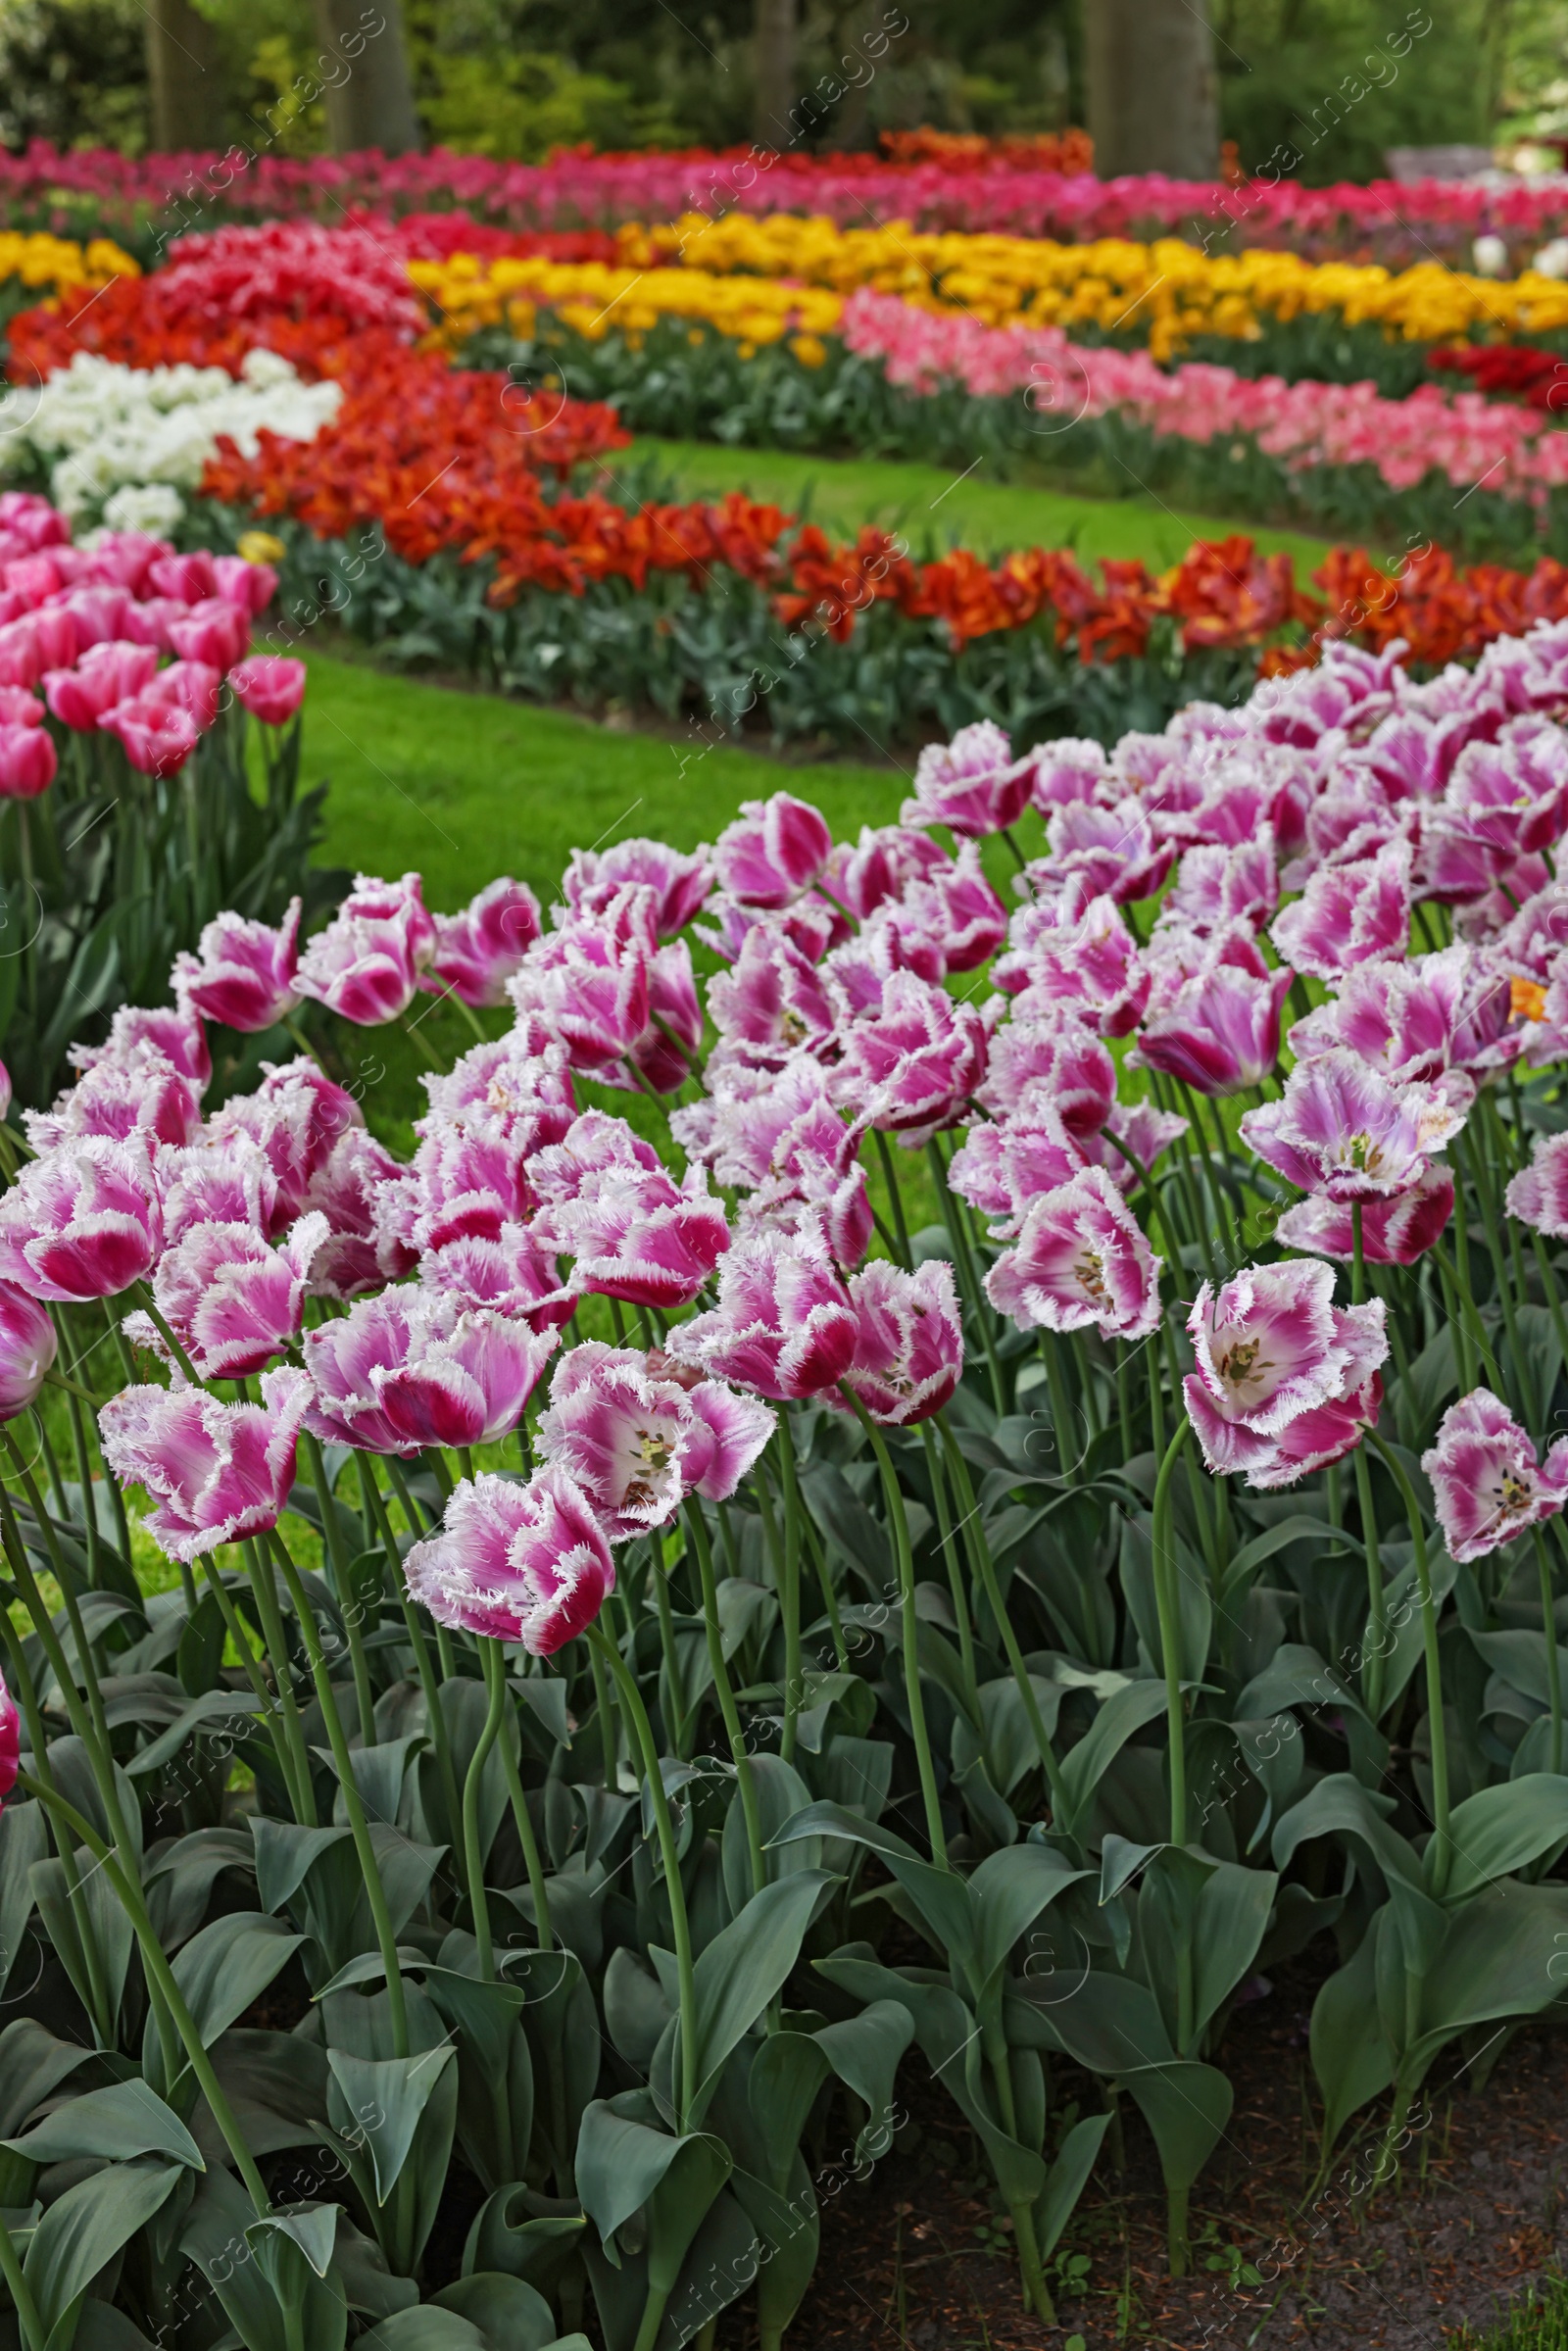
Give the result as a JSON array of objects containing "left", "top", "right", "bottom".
[{"left": 5, "top": 626, "right": 1568, "bottom": 2348}]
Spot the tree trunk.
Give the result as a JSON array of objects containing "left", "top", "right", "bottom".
[
  {"left": 754, "top": 0, "right": 797, "bottom": 149},
  {"left": 145, "top": 0, "right": 226, "bottom": 151},
  {"left": 313, "top": 0, "right": 422, "bottom": 154},
  {"left": 1085, "top": 0, "right": 1219, "bottom": 179}
]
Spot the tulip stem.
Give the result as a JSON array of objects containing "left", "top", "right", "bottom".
[
  {"left": 239, "top": 1537, "right": 317, "bottom": 1821},
  {"left": 0, "top": 2207, "right": 44, "bottom": 2351},
  {"left": 465, "top": 1638, "right": 509, "bottom": 1981},
  {"left": 304, "top": 1433, "right": 377, "bottom": 1749},
  {"left": 754, "top": 1463, "right": 800, "bottom": 1764},
  {"left": 589, "top": 1620, "right": 700, "bottom": 2131},
  {"left": 774, "top": 1423, "right": 808, "bottom": 1766},
  {"left": 1536, "top": 1527, "right": 1564, "bottom": 1779},
  {"left": 937, "top": 1414, "right": 1071, "bottom": 1822},
  {"left": 496, "top": 1694, "right": 554, "bottom": 1950},
  {"left": 1367, "top": 1429, "right": 1449, "bottom": 1894},
  {"left": 921, "top": 1423, "right": 978, "bottom": 1716},
  {"left": 873, "top": 1128, "right": 913, "bottom": 1270},
  {"left": 928, "top": 1135, "right": 1005, "bottom": 1416},
  {"left": 686, "top": 1500, "right": 768, "bottom": 1898},
  {"left": 269, "top": 1532, "right": 412, "bottom": 2056},
  {"left": 362, "top": 1458, "right": 463, "bottom": 1831},
  {"left": 845, "top": 1388, "right": 947, "bottom": 1870},
  {"left": 201, "top": 1551, "right": 312, "bottom": 1822},
  {"left": 1152, "top": 1420, "right": 1194, "bottom": 1854}
]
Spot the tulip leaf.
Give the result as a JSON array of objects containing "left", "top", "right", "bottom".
[
  {"left": 165, "top": 1911, "right": 307, "bottom": 2051},
  {"left": 432, "top": 2272, "right": 559, "bottom": 2350},
  {"left": 24, "top": 2159, "right": 181, "bottom": 2337},
  {"left": 0, "top": 2018, "right": 98, "bottom": 2141},
  {"left": 4, "top": 2079, "right": 205, "bottom": 2171},
  {"left": 128, "top": 1690, "right": 269, "bottom": 1777},
  {"left": 0, "top": 1802, "right": 45, "bottom": 2000},
  {"left": 575, "top": 2093, "right": 731, "bottom": 2268},
  {"left": 327, "top": 2044, "right": 458, "bottom": 2205},
  {"left": 812, "top": 2000, "right": 914, "bottom": 2164},
  {"left": 1310, "top": 1929, "right": 1396, "bottom": 2157},
  {"left": 1056, "top": 1680, "right": 1172, "bottom": 1837},
  {"left": 683, "top": 1869, "right": 834, "bottom": 2123}
]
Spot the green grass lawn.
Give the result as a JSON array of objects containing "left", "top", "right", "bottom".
[{"left": 611, "top": 436, "right": 1347, "bottom": 576}]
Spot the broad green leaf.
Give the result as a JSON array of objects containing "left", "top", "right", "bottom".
[
  {"left": 1056, "top": 1680, "right": 1171, "bottom": 1837},
  {"left": 1118, "top": 2060, "right": 1234, "bottom": 2195},
  {"left": 248, "top": 2203, "right": 339, "bottom": 2279},
  {"left": 1190, "top": 1861, "right": 1277, "bottom": 2043},
  {"left": 575, "top": 2093, "right": 730, "bottom": 2269},
  {"left": 0, "top": 2020, "right": 95, "bottom": 2141},
  {"left": 746, "top": 2033, "right": 829, "bottom": 2184},
  {"left": 24, "top": 2160, "right": 180, "bottom": 2336},
  {"left": 326, "top": 2045, "right": 458, "bottom": 2206},
  {"left": 685, "top": 1870, "right": 833, "bottom": 2122},
  {"left": 250, "top": 1818, "right": 352, "bottom": 1916},
  {"left": 1272, "top": 1773, "right": 1420, "bottom": 1888},
  {"left": 0, "top": 1802, "right": 45, "bottom": 1999},
  {"left": 812, "top": 2000, "right": 913, "bottom": 2164},
  {"left": 167, "top": 1912, "right": 306, "bottom": 2050},
  {"left": 1443, "top": 1775, "right": 1568, "bottom": 1898},
  {"left": 432, "top": 2274, "right": 558, "bottom": 2351},
  {"left": 1311, "top": 1930, "right": 1395, "bottom": 2157},
  {"left": 4, "top": 2080, "right": 204, "bottom": 2171},
  {"left": 1034, "top": 2113, "right": 1111, "bottom": 2256},
  {"left": 967, "top": 1844, "right": 1089, "bottom": 2003}
]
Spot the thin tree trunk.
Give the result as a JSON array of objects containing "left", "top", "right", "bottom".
[
  {"left": 145, "top": 0, "right": 226, "bottom": 151},
  {"left": 754, "top": 0, "right": 798, "bottom": 148},
  {"left": 313, "top": 0, "right": 422, "bottom": 154},
  {"left": 1085, "top": 0, "right": 1219, "bottom": 179}
]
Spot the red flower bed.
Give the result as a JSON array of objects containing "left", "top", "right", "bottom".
[{"left": 1428, "top": 342, "right": 1568, "bottom": 411}]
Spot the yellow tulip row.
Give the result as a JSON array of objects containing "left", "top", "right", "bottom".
[
  {"left": 411, "top": 219, "right": 1568, "bottom": 363},
  {"left": 0, "top": 230, "right": 139, "bottom": 297}
]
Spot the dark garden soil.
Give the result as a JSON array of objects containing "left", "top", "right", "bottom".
[{"left": 780, "top": 1957, "right": 1568, "bottom": 2351}]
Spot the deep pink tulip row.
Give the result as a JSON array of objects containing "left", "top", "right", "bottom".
[
  {"left": 9, "top": 138, "right": 1568, "bottom": 265},
  {"left": 0, "top": 491, "right": 305, "bottom": 789},
  {"left": 8, "top": 610, "right": 1568, "bottom": 1660},
  {"left": 840, "top": 288, "right": 1568, "bottom": 496}
]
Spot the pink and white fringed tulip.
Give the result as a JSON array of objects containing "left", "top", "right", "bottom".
[
  {"left": 948, "top": 1106, "right": 1084, "bottom": 1236},
  {"left": 426, "top": 878, "right": 542, "bottom": 1009},
  {"left": 841, "top": 1259, "right": 964, "bottom": 1426},
  {"left": 822, "top": 823, "right": 952, "bottom": 920},
  {"left": 0, "top": 1136, "right": 163, "bottom": 1301},
  {"left": 420, "top": 1222, "right": 573, "bottom": 1331},
  {"left": 1029, "top": 797, "right": 1175, "bottom": 906},
  {"left": 1275, "top": 1166, "right": 1454, "bottom": 1266},
  {"left": 0, "top": 1666, "right": 19, "bottom": 1810},
  {"left": 529, "top": 1111, "right": 729, "bottom": 1309},
  {"left": 1240, "top": 1049, "right": 1468, "bottom": 1201},
  {"left": 713, "top": 793, "right": 833, "bottom": 906},
  {"left": 707, "top": 924, "right": 835, "bottom": 1064},
  {"left": 138, "top": 1213, "right": 327, "bottom": 1381},
  {"left": 302, "top": 1129, "right": 416, "bottom": 1299},
  {"left": 1184, "top": 1260, "right": 1388, "bottom": 1491},
  {"left": 295, "top": 872, "right": 436, "bottom": 1026},
  {"left": 670, "top": 1229, "right": 859, "bottom": 1400},
  {"left": 834, "top": 970, "right": 989, "bottom": 1145},
  {"left": 564, "top": 838, "right": 711, "bottom": 936},
  {"left": 211, "top": 1058, "right": 365, "bottom": 1232},
  {"left": 1288, "top": 946, "right": 1518, "bottom": 1086},
  {"left": 994, "top": 887, "right": 1149, "bottom": 1039},
  {"left": 404, "top": 1466, "right": 614, "bottom": 1654},
  {"left": 157, "top": 1138, "right": 281, "bottom": 1248},
  {"left": 979, "top": 1006, "right": 1116, "bottom": 1138},
  {"left": 25, "top": 1055, "right": 203, "bottom": 1155},
  {"left": 173, "top": 901, "right": 303, "bottom": 1033},
  {"left": 98, "top": 1366, "right": 312, "bottom": 1563},
  {"left": 0, "top": 1281, "right": 56, "bottom": 1418},
  {"left": 901, "top": 719, "right": 1035, "bottom": 838},
  {"left": 80, "top": 1003, "right": 212, "bottom": 1094},
  {"left": 303, "top": 1288, "right": 558, "bottom": 1454},
  {"left": 537, "top": 1342, "right": 774, "bottom": 1539},
  {"left": 1135, "top": 964, "right": 1294, "bottom": 1098},
  {"left": 1506, "top": 1132, "right": 1568, "bottom": 1236},
  {"left": 985, "top": 1167, "right": 1163, "bottom": 1341},
  {"left": 1422, "top": 1391, "right": 1568, "bottom": 1562},
  {"left": 1269, "top": 841, "right": 1412, "bottom": 983}
]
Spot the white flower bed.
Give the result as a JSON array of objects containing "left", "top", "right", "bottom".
[{"left": 1, "top": 348, "right": 340, "bottom": 530}]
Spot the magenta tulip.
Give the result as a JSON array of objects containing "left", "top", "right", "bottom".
[
  {"left": 537, "top": 1341, "right": 773, "bottom": 1539},
  {"left": 404, "top": 1466, "right": 614, "bottom": 1654},
  {"left": 1184, "top": 1261, "right": 1388, "bottom": 1491},
  {"left": 173, "top": 901, "right": 303, "bottom": 1033},
  {"left": 0, "top": 1136, "right": 163, "bottom": 1301},
  {"left": 1422, "top": 1390, "right": 1568, "bottom": 1563},
  {"left": 228, "top": 655, "right": 307, "bottom": 727},
  {"left": 985, "top": 1166, "right": 1163, "bottom": 1341},
  {"left": 98, "top": 1366, "right": 312, "bottom": 1563},
  {"left": 304, "top": 1287, "right": 558, "bottom": 1454},
  {"left": 426, "top": 877, "right": 542, "bottom": 1009}
]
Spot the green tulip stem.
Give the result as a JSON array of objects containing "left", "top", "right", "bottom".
[
  {"left": 1151, "top": 1419, "right": 1194, "bottom": 1852},
  {"left": 845, "top": 1387, "right": 948, "bottom": 1870},
  {"left": 1536, "top": 1527, "right": 1564, "bottom": 1780},
  {"left": 685, "top": 1500, "right": 767, "bottom": 1899},
  {"left": 464, "top": 1637, "right": 511, "bottom": 1980},
  {"left": 1367, "top": 1429, "right": 1449, "bottom": 1894}
]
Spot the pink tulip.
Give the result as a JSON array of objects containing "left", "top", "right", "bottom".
[
  {"left": 1436, "top": 723, "right": 1568, "bottom": 868},
  {"left": 146, "top": 660, "right": 220, "bottom": 732},
  {"left": 168, "top": 597, "right": 250, "bottom": 672},
  {"left": 892, "top": 843, "right": 1007, "bottom": 974},
  {"left": 1030, "top": 797, "right": 1175, "bottom": 906},
  {"left": 1288, "top": 944, "right": 1516, "bottom": 1085},
  {"left": 1161, "top": 838, "right": 1279, "bottom": 937},
  {"left": 404, "top": 1465, "right": 614, "bottom": 1654},
  {"left": 713, "top": 792, "right": 833, "bottom": 906},
  {"left": 1270, "top": 841, "right": 1412, "bottom": 984},
  {"left": 1135, "top": 964, "right": 1294, "bottom": 1097},
  {"left": 1240, "top": 1049, "right": 1468, "bottom": 1200},
  {"left": 1506, "top": 1131, "right": 1568, "bottom": 1236},
  {"left": 149, "top": 552, "right": 219, "bottom": 604},
  {"left": 978, "top": 1005, "right": 1116, "bottom": 1138},
  {"left": 841, "top": 1258, "right": 963, "bottom": 1425},
  {"left": 143, "top": 1213, "right": 326, "bottom": 1380},
  {"left": 678, "top": 1053, "right": 873, "bottom": 1269},
  {"left": 536, "top": 1341, "right": 774, "bottom": 1539},
  {"left": 1274, "top": 1166, "right": 1454, "bottom": 1265},
  {"left": 228, "top": 655, "right": 307, "bottom": 726},
  {"left": 61, "top": 585, "right": 133, "bottom": 647},
  {"left": 1422, "top": 1390, "right": 1568, "bottom": 1563},
  {"left": 173, "top": 901, "right": 303, "bottom": 1032},
  {"left": 985, "top": 1166, "right": 1162, "bottom": 1340},
  {"left": 1030, "top": 736, "right": 1110, "bottom": 814},
  {"left": 419, "top": 1027, "right": 576, "bottom": 1138},
  {"left": 157, "top": 1138, "right": 281, "bottom": 1247},
  {"left": 303, "top": 1287, "right": 558, "bottom": 1453},
  {"left": 708, "top": 921, "right": 835, "bottom": 1064},
  {"left": 0, "top": 1281, "right": 56, "bottom": 1418},
  {"left": 44, "top": 643, "right": 159, "bottom": 727},
  {"left": 0, "top": 1136, "right": 163, "bottom": 1301},
  {"left": 834, "top": 970, "right": 988, "bottom": 1144},
  {"left": 426, "top": 877, "right": 542, "bottom": 1008},
  {"left": 0, "top": 1667, "right": 17, "bottom": 1813},
  {"left": 295, "top": 872, "right": 436, "bottom": 1026},
  {"left": 669, "top": 1228, "right": 859, "bottom": 1399},
  {"left": 822, "top": 823, "right": 952, "bottom": 919},
  {"left": 0, "top": 724, "right": 56, "bottom": 798},
  {"left": 25, "top": 1056, "right": 203, "bottom": 1154},
  {"left": 379, "top": 1119, "right": 539, "bottom": 1259},
  {"left": 99, "top": 696, "right": 199, "bottom": 778},
  {"left": 76, "top": 1002, "right": 211, "bottom": 1093},
  {"left": 699, "top": 888, "right": 848, "bottom": 966},
  {"left": 98, "top": 1366, "right": 312, "bottom": 1564},
  {"left": 209, "top": 1057, "right": 365, "bottom": 1232},
  {"left": 564, "top": 838, "right": 711, "bottom": 935},
  {"left": 1184, "top": 1260, "right": 1388, "bottom": 1491},
  {"left": 0, "top": 1061, "right": 11, "bottom": 1122},
  {"left": 0, "top": 688, "right": 42, "bottom": 728},
  {"left": 901, "top": 719, "right": 1035, "bottom": 837},
  {"left": 529, "top": 1109, "right": 730, "bottom": 1309},
  {"left": 303, "top": 1128, "right": 416, "bottom": 1299},
  {"left": 510, "top": 885, "right": 654, "bottom": 1080},
  {"left": 995, "top": 883, "right": 1147, "bottom": 1037},
  {"left": 948, "top": 1105, "right": 1084, "bottom": 1235},
  {"left": 420, "top": 1220, "right": 573, "bottom": 1331},
  {"left": 1080, "top": 1101, "right": 1191, "bottom": 1198}
]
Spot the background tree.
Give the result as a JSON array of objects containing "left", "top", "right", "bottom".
[
  {"left": 313, "top": 0, "right": 421, "bottom": 149},
  {"left": 754, "top": 0, "right": 796, "bottom": 141},
  {"left": 146, "top": 0, "right": 226, "bottom": 147},
  {"left": 1085, "top": 0, "right": 1219, "bottom": 176}
]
